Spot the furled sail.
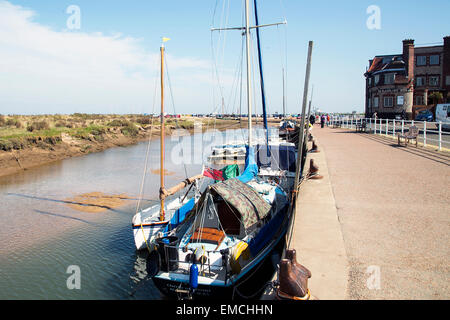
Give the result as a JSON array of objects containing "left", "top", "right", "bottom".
[{"left": 237, "top": 146, "right": 259, "bottom": 184}]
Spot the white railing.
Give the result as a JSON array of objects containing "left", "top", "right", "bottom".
[{"left": 328, "top": 116, "right": 450, "bottom": 151}]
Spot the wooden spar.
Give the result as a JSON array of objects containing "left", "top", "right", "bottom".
[
  {"left": 159, "top": 45, "right": 165, "bottom": 221},
  {"left": 159, "top": 174, "right": 204, "bottom": 200}
]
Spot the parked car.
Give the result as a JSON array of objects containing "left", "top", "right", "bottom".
[
  {"left": 415, "top": 110, "right": 434, "bottom": 122},
  {"left": 435, "top": 104, "right": 450, "bottom": 130}
]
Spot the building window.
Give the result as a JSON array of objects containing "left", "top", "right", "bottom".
[
  {"left": 446, "top": 76, "right": 450, "bottom": 86},
  {"left": 374, "top": 75, "right": 380, "bottom": 85},
  {"left": 368, "top": 78, "right": 372, "bottom": 86},
  {"left": 429, "top": 76, "right": 440, "bottom": 87},
  {"left": 384, "top": 96, "right": 394, "bottom": 108},
  {"left": 415, "top": 96, "right": 424, "bottom": 105},
  {"left": 374, "top": 97, "right": 379, "bottom": 108},
  {"left": 430, "top": 55, "right": 440, "bottom": 65},
  {"left": 416, "top": 76, "right": 425, "bottom": 87},
  {"left": 417, "top": 56, "right": 427, "bottom": 66},
  {"left": 385, "top": 73, "right": 395, "bottom": 85},
  {"left": 397, "top": 96, "right": 404, "bottom": 106}
]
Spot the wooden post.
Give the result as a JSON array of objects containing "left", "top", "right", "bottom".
[{"left": 294, "top": 41, "right": 313, "bottom": 192}]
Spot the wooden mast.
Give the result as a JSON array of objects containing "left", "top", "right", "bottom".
[{"left": 159, "top": 44, "right": 165, "bottom": 221}]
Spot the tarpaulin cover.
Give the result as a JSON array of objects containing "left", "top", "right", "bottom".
[
  {"left": 211, "top": 178, "right": 271, "bottom": 230},
  {"left": 256, "top": 145, "right": 297, "bottom": 172}
]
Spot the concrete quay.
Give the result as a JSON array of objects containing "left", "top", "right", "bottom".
[{"left": 264, "top": 125, "right": 450, "bottom": 300}]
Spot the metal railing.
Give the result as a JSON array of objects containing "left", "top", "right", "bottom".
[{"left": 328, "top": 116, "right": 450, "bottom": 151}]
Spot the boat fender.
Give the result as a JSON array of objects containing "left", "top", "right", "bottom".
[
  {"left": 230, "top": 241, "right": 251, "bottom": 275},
  {"left": 189, "top": 263, "right": 199, "bottom": 290}
]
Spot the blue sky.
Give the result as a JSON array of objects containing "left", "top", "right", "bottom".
[{"left": 0, "top": 0, "right": 449, "bottom": 115}]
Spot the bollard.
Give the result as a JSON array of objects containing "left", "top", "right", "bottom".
[
  {"left": 309, "top": 140, "right": 320, "bottom": 153},
  {"left": 308, "top": 159, "right": 323, "bottom": 180}
]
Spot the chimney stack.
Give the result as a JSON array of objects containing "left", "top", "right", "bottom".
[
  {"left": 403, "top": 39, "right": 415, "bottom": 84},
  {"left": 444, "top": 36, "right": 450, "bottom": 90}
]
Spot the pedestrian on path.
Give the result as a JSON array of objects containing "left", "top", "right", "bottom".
[{"left": 321, "top": 114, "right": 326, "bottom": 128}]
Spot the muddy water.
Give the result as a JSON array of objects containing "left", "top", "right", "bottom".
[
  {"left": 0, "top": 132, "right": 213, "bottom": 299},
  {"left": 0, "top": 127, "right": 277, "bottom": 299}
]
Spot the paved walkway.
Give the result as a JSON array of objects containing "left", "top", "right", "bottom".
[{"left": 308, "top": 126, "right": 450, "bottom": 299}]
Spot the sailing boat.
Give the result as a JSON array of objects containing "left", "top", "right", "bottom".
[
  {"left": 132, "top": 41, "right": 204, "bottom": 251},
  {"left": 150, "top": 0, "right": 303, "bottom": 299}
]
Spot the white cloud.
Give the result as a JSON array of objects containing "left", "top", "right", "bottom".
[{"left": 0, "top": 1, "right": 215, "bottom": 114}]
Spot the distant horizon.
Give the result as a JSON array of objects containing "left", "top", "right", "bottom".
[{"left": 1, "top": 0, "right": 449, "bottom": 116}]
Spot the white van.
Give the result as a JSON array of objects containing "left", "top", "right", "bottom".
[{"left": 435, "top": 104, "right": 450, "bottom": 130}]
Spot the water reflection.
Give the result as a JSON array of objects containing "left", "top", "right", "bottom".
[{"left": 128, "top": 250, "right": 160, "bottom": 298}]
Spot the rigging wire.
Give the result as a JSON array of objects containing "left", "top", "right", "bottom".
[
  {"left": 164, "top": 55, "right": 189, "bottom": 180},
  {"left": 135, "top": 54, "right": 160, "bottom": 217}
]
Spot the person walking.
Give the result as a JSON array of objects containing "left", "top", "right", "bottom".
[
  {"left": 321, "top": 114, "right": 326, "bottom": 128},
  {"left": 309, "top": 114, "right": 316, "bottom": 126}
]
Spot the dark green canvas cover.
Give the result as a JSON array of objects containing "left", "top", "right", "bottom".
[{"left": 211, "top": 178, "right": 271, "bottom": 230}]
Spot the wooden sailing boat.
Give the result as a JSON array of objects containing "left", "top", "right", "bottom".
[
  {"left": 151, "top": 0, "right": 305, "bottom": 299},
  {"left": 132, "top": 40, "right": 203, "bottom": 251}
]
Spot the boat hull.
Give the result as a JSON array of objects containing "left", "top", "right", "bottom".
[
  {"left": 152, "top": 228, "right": 287, "bottom": 300},
  {"left": 133, "top": 222, "right": 169, "bottom": 251}
]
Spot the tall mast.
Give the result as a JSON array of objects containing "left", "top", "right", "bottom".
[
  {"left": 253, "top": 0, "right": 270, "bottom": 157},
  {"left": 282, "top": 68, "right": 286, "bottom": 119},
  {"left": 210, "top": 0, "right": 285, "bottom": 146},
  {"left": 159, "top": 44, "right": 165, "bottom": 221},
  {"left": 245, "top": 0, "right": 252, "bottom": 147},
  {"left": 253, "top": 0, "right": 268, "bottom": 132}
]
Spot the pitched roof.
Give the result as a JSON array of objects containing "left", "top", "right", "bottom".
[{"left": 367, "top": 55, "right": 405, "bottom": 75}]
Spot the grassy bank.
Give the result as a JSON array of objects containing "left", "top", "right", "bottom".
[
  {"left": 0, "top": 114, "right": 240, "bottom": 151},
  {"left": 0, "top": 114, "right": 240, "bottom": 177}
]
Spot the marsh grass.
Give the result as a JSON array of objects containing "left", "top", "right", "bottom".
[{"left": 0, "top": 114, "right": 238, "bottom": 152}]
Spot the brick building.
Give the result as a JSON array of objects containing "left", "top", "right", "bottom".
[{"left": 364, "top": 36, "right": 450, "bottom": 119}]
